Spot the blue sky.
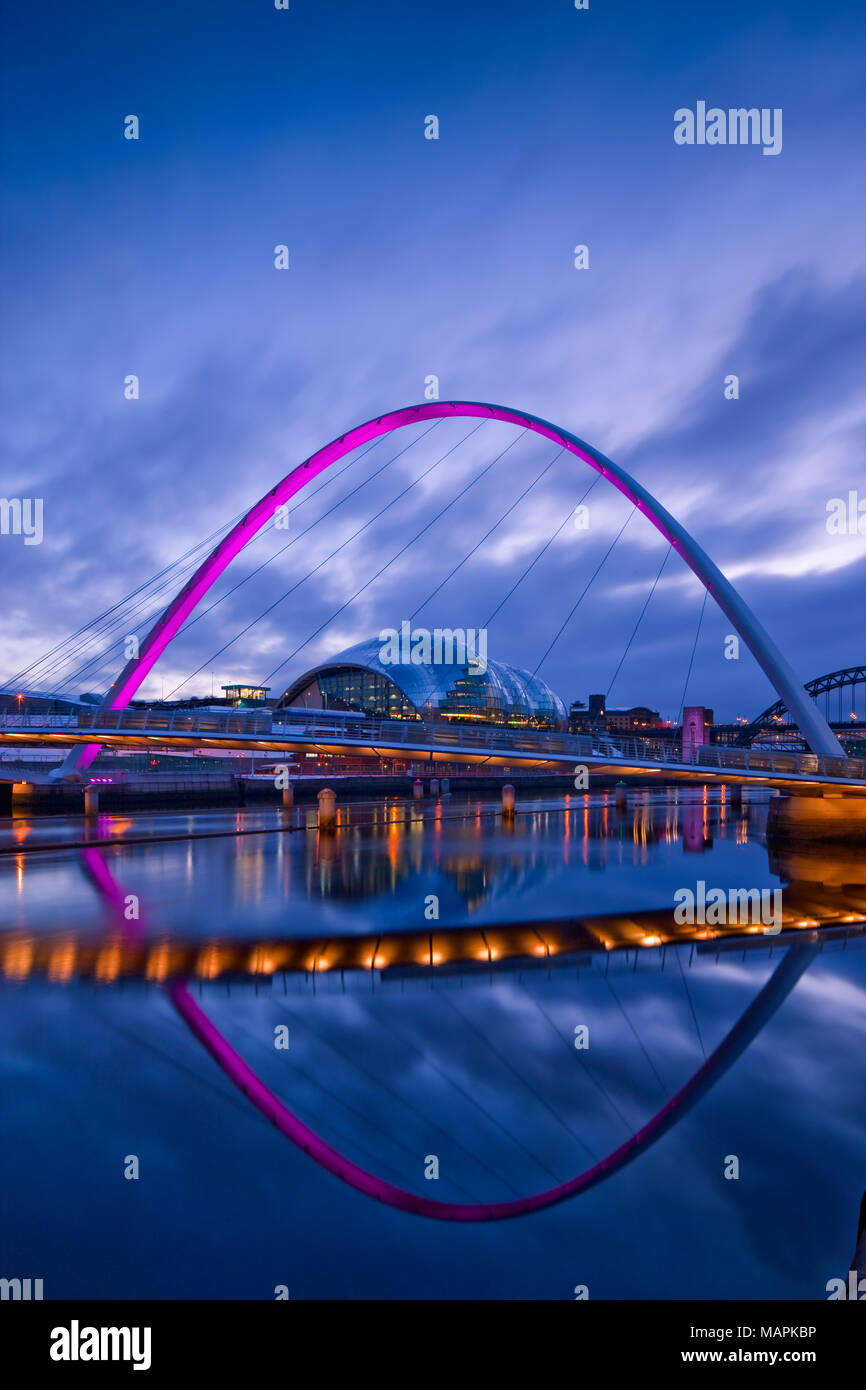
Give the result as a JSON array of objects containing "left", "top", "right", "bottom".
[{"left": 1, "top": 0, "right": 864, "bottom": 720}]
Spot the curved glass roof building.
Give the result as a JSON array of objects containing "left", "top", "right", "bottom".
[{"left": 277, "top": 636, "right": 567, "bottom": 730}]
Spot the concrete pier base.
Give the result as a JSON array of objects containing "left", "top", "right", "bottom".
[
  {"left": 84, "top": 786, "right": 99, "bottom": 817},
  {"left": 767, "top": 793, "right": 866, "bottom": 847},
  {"left": 502, "top": 783, "right": 515, "bottom": 822}
]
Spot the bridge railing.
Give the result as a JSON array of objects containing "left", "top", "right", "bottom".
[
  {"left": 600, "top": 735, "right": 863, "bottom": 781},
  {"left": 0, "top": 713, "right": 78, "bottom": 728},
  {"left": 71, "top": 707, "right": 275, "bottom": 735},
  {"left": 2, "top": 707, "right": 863, "bottom": 779},
  {"left": 45, "top": 705, "right": 596, "bottom": 757}
]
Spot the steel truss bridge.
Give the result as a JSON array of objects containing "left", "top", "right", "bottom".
[{"left": 738, "top": 664, "right": 866, "bottom": 744}]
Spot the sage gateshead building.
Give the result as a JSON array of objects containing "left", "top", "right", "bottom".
[{"left": 275, "top": 637, "right": 567, "bottom": 730}]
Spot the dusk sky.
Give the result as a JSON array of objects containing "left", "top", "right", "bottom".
[{"left": 2, "top": 0, "right": 864, "bottom": 721}]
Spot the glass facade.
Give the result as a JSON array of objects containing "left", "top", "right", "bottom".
[
  {"left": 277, "top": 638, "right": 567, "bottom": 729},
  {"left": 317, "top": 667, "right": 418, "bottom": 720},
  {"left": 221, "top": 684, "right": 271, "bottom": 707}
]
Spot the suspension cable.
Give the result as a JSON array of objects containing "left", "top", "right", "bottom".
[
  {"left": 483, "top": 474, "right": 601, "bottom": 628},
  {"left": 14, "top": 431, "right": 394, "bottom": 696},
  {"left": 258, "top": 426, "right": 528, "bottom": 690},
  {"left": 676, "top": 587, "right": 710, "bottom": 730},
  {"left": 532, "top": 505, "right": 637, "bottom": 678},
  {"left": 4, "top": 513, "right": 243, "bottom": 689},
  {"left": 409, "top": 447, "right": 564, "bottom": 622},
  {"left": 167, "top": 421, "right": 488, "bottom": 699},
  {"left": 606, "top": 543, "right": 673, "bottom": 700},
  {"left": 166, "top": 425, "right": 441, "bottom": 648}
]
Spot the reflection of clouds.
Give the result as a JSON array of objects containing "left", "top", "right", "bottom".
[
  {"left": 793, "top": 967, "right": 866, "bottom": 1022},
  {"left": 201, "top": 944, "right": 816, "bottom": 1179},
  {"left": 1, "top": 940, "right": 864, "bottom": 1296}
]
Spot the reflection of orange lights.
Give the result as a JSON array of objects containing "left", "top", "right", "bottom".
[
  {"left": 95, "top": 944, "right": 122, "bottom": 982},
  {"left": 146, "top": 944, "right": 174, "bottom": 981},
  {"left": 4, "top": 938, "right": 34, "bottom": 979},
  {"left": 249, "top": 949, "right": 278, "bottom": 975},
  {"left": 48, "top": 942, "right": 76, "bottom": 982},
  {"left": 196, "top": 945, "right": 225, "bottom": 979}
]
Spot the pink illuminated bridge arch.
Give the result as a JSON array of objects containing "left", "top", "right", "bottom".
[
  {"left": 170, "top": 941, "right": 817, "bottom": 1222},
  {"left": 77, "top": 837, "right": 820, "bottom": 1224},
  {"left": 64, "top": 400, "right": 842, "bottom": 771}
]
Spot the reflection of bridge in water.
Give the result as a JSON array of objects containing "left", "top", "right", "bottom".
[
  {"left": 2, "top": 832, "right": 861, "bottom": 1221},
  {"left": 169, "top": 942, "right": 823, "bottom": 1221},
  {"left": 5, "top": 905, "right": 864, "bottom": 984}
]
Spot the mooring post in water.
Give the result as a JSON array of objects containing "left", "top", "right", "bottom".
[
  {"left": 502, "top": 783, "right": 515, "bottom": 822},
  {"left": 317, "top": 787, "right": 336, "bottom": 832}
]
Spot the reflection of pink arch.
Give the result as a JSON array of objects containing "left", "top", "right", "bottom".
[
  {"left": 66, "top": 401, "right": 841, "bottom": 771},
  {"left": 170, "top": 943, "right": 817, "bottom": 1222}
]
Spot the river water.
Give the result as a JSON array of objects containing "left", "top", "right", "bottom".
[{"left": 1, "top": 787, "right": 863, "bottom": 1299}]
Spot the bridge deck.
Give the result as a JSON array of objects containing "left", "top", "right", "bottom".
[{"left": 1, "top": 709, "right": 865, "bottom": 791}]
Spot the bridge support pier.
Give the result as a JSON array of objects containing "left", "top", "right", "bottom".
[
  {"left": 502, "top": 784, "right": 515, "bottom": 822},
  {"left": 84, "top": 786, "right": 99, "bottom": 817},
  {"left": 727, "top": 784, "right": 743, "bottom": 810},
  {"left": 412, "top": 778, "right": 423, "bottom": 802},
  {"left": 281, "top": 782, "right": 294, "bottom": 808},
  {"left": 767, "top": 792, "right": 866, "bottom": 849}
]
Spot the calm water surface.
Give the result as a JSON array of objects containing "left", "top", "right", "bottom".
[{"left": 1, "top": 789, "right": 863, "bottom": 1299}]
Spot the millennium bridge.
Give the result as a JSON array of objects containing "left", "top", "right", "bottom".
[
  {"left": 1, "top": 703, "right": 866, "bottom": 794},
  {"left": 3, "top": 401, "right": 865, "bottom": 800}
]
